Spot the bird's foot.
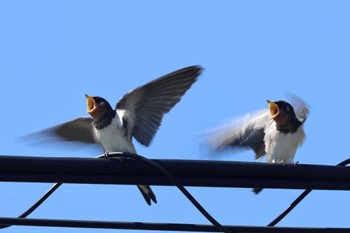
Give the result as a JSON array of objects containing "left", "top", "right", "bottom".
[
  {"left": 103, "top": 152, "right": 110, "bottom": 158},
  {"left": 272, "top": 159, "right": 287, "bottom": 164},
  {"left": 278, "top": 160, "right": 299, "bottom": 166},
  {"left": 102, "top": 152, "right": 133, "bottom": 162}
]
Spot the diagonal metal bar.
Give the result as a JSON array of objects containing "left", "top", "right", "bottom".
[{"left": 267, "top": 158, "right": 350, "bottom": 226}]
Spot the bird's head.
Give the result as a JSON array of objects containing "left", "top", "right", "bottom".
[
  {"left": 267, "top": 100, "right": 296, "bottom": 127},
  {"left": 85, "top": 95, "right": 114, "bottom": 120}
]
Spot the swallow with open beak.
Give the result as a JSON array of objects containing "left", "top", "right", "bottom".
[
  {"left": 206, "top": 96, "right": 309, "bottom": 194},
  {"left": 28, "top": 65, "right": 203, "bottom": 205}
]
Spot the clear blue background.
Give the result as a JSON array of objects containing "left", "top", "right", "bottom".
[{"left": 1, "top": 1, "right": 350, "bottom": 232}]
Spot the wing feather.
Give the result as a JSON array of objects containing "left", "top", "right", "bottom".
[
  {"left": 207, "top": 110, "right": 270, "bottom": 160},
  {"left": 288, "top": 94, "right": 309, "bottom": 123},
  {"left": 116, "top": 66, "right": 202, "bottom": 146},
  {"left": 22, "top": 117, "right": 99, "bottom": 147}
]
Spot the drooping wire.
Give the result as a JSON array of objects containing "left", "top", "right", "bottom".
[
  {"left": 105, "top": 152, "right": 233, "bottom": 233},
  {"left": 267, "top": 158, "right": 350, "bottom": 226}
]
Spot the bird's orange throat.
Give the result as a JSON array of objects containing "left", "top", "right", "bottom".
[
  {"left": 267, "top": 101, "right": 279, "bottom": 118},
  {"left": 85, "top": 95, "right": 96, "bottom": 113},
  {"left": 268, "top": 101, "right": 289, "bottom": 127},
  {"left": 85, "top": 95, "right": 104, "bottom": 120}
]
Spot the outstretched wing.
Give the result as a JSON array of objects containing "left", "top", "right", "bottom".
[
  {"left": 206, "top": 110, "right": 270, "bottom": 160},
  {"left": 116, "top": 65, "right": 202, "bottom": 146},
  {"left": 21, "top": 117, "right": 102, "bottom": 150}
]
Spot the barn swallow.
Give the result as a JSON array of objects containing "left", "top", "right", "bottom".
[
  {"left": 28, "top": 65, "right": 202, "bottom": 205},
  {"left": 206, "top": 96, "right": 309, "bottom": 194}
]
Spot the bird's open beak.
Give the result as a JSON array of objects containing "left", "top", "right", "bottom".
[
  {"left": 85, "top": 94, "right": 96, "bottom": 114},
  {"left": 267, "top": 100, "right": 279, "bottom": 119}
]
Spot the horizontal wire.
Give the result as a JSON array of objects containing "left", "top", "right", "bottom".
[
  {"left": 0, "top": 217, "right": 349, "bottom": 233},
  {"left": 1, "top": 155, "right": 350, "bottom": 190}
]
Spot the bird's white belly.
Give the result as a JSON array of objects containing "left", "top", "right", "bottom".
[
  {"left": 94, "top": 118, "right": 136, "bottom": 153},
  {"left": 265, "top": 126, "right": 305, "bottom": 163}
]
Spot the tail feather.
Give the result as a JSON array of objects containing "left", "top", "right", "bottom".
[{"left": 137, "top": 185, "right": 157, "bottom": 205}]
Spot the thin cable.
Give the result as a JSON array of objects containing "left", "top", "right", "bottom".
[
  {"left": 105, "top": 152, "right": 233, "bottom": 233},
  {"left": 19, "top": 183, "right": 62, "bottom": 218},
  {"left": 0, "top": 182, "right": 62, "bottom": 229},
  {"left": 268, "top": 158, "right": 350, "bottom": 226}
]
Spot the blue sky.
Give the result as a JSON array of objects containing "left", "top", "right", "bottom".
[{"left": 1, "top": 1, "right": 350, "bottom": 232}]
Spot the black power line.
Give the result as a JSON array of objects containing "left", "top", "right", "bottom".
[
  {"left": 0, "top": 154, "right": 350, "bottom": 190},
  {"left": 0, "top": 217, "right": 349, "bottom": 233}
]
